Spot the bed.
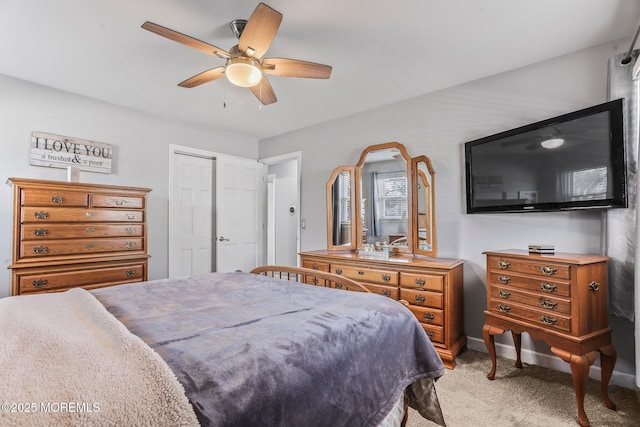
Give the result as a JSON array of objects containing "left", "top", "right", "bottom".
[{"left": 0, "top": 266, "right": 446, "bottom": 427}]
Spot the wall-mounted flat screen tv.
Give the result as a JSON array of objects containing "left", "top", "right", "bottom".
[{"left": 465, "top": 99, "right": 627, "bottom": 213}]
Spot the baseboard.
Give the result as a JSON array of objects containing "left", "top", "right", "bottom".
[{"left": 466, "top": 337, "right": 637, "bottom": 390}]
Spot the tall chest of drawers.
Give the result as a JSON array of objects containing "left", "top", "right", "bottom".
[
  {"left": 300, "top": 250, "right": 465, "bottom": 369},
  {"left": 8, "top": 178, "right": 151, "bottom": 295},
  {"left": 482, "top": 250, "right": 616, "bottom": 427}
]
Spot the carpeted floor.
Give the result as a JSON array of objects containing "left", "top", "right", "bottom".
[{"left": 407, "top": 349, "right": 640, "bottom": 427}]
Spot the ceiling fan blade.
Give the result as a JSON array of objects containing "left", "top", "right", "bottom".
[
  {"left": 248, "top": 76, "right": 277, "bottom": 105},
  {"left": 178, "top": 66, "right": 226, "bottom": 88},
  {"left": 142, "top": 21, "right": 230, "bottom": 59},
  {"left": 262, "top": 58, "right": 332, "bottom": 79},
  {"left": 239, "top": 3, "right": 282, "bottom": 59}
]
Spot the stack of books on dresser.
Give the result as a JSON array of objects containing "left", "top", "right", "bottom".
[{"left": 528, "top": 244, "right": 555, "bottom": 254}]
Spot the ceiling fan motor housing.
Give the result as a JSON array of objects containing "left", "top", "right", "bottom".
[{"left": 230, "top": 19, "right": 247, "bottom": 39}]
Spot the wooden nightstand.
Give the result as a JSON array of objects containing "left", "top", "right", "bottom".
[{"left": 481, "top": 250, "right": 616, "bottom": 427}]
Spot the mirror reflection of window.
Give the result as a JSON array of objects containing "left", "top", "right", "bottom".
[
  {"left": 331, "top": 170, "right": 352, "bottom": 246},
  {"left": 377, "top": 172, "right": 408, "bottom": 219}
]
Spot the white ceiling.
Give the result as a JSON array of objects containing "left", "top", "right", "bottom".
[{"left": 1, "top": 0, "right": 639, "bottom": 140}]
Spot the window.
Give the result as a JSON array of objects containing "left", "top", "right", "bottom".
[
  {"left": 376, "top": 172, "right": 407, "bottom": 219},
  {"left": 338, "top": 171, "right": 351, "bottom": 224}
]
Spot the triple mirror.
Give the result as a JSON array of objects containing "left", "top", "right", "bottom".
[{"left": 326, "top": 142, "right": 437, "bottom": 257}]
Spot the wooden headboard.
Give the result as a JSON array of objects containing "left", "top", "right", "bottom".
[{"left": 250, "top": 265, "right": 372, "bottom": 293}]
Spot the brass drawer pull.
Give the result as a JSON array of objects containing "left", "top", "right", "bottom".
[
  {"left": 541, "top": 315, "right": 558, "bottom": 325},
  {"left": 311, "top": 264, "right": 319, "bottom": 270},
  {"left": 86, "top": 243, "right": 95, "bottom": 249},
  {"left": 33, "top": 245, "right": 48, "bottom": 254},
  {"left": 498, "top": 289, "right": 511, "bottom": 298},
  {"left": 86, "top": 227, "right": 95, "bottom": 233},
  {"left": 415, "top": 278, "right": 426, "bottom": 286},
  {"left": 415, "top": 295, "right": 426, "bottom": 303},
  {"left": 34, "top": 211, "right": 49, "bottom": 219},
  {"left": 86, "top": 212, "right": 95, "bottom": 217},
  {"left": 540, "top": 298, "right": 558, "bottom": 309},
  {"left": 335, "top": 268, "right": 343, "bottom": 275},
  {"left": 115, "top": 199, "right": 125, "bottom": 205},
  {"left": 335, "top": 283, "right": 343, "bottom": 289},
  {"left": 125, "top": 242, "right": 136, "bottom": 249},
  {"left": 126, "top": 214, "right": 137, "bottom": 220},
  {"left": 32, "top": 279, "right": 48, "bottom": 288},
  {"left": 33, "top": 228, "right": 49, "bottom": 237},
  {"left": 358, "top": 271, "right": 365, "bottom": 275},
  {"left": 541, "top": 282, "right": 558, "bottom": 293},
  {"left": 498, "top": 303, "right": 511, "bottom": 313},
  {"left": 125, "top": 227, "right": 136, "bottom": 235},
  {"left": 498, "top": 260, "right": 511, "bottom": 269},
  {"left": 423, "top": 312, "right": 435, "bottom": 320},
  {"left": 50, "top": 195, "right": 65, "bottom": 203},
  {"left": 382, "top": 274, "right": 391, "bottom": 282},
  {"left": 497, "top": 275, "right": 511, "bottom": 284},
  {"left": 125, "top": 270, "right": 137, "bottom": 277},
  {"left": 426, "top": 331, "right": 435, "bottom": 338},
  {"left": 382, "top": 289, "right": 391, "bottom": 297},
  {"left": 540, "top": 265, "right": 557, "bottom": 276},
  {"left": 589, "top": 281, "right": 600, "bottom": 292}
]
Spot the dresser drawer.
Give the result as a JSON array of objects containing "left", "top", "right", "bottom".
[
  {"left": 20, "top": 189, "right": 89, "bottom": 207},
  {"left": 18, "top": 263, "right": 145, "bottom": 294},
  {"left": 421, "top": 324, "right": 444, "bottom": 344},
  {"left": 400, "top": 288, "right": 443, "bottom": 309},
  {"left": 400, "top": 272, "right": 443, "bottom": 291},
  {"left": 490, "top": 285, "right": 571, "bottom": 315},
  {"left": 488, "top": 255, "right": 570, "bottom": 279},
  {"left": 302, "top": 259, "right": 330, "bottom": 272},
  {"left": 20, "top": 238, "right": 144, "bottom": 258},
  {"left": 489, "top": 299, "right": 571, "bottom": 332},
  {"left": 407, "top": 305, "right": 443, "bottom": 326},
  {"left": 331, "top": 264, "right": 398, "bottom": 286},
  {"left": 21, "top": 223, "right": 144, "bottom": 240},
  {"left": 489, "top": 271, "right": 570, "bottom": 297},
  {"left": 362, "top": 283, "right": 399, "bottom": 299},
  {"left": 91, "top": 194, "right": 145, "bottom": 209},
  {"left": 22, "top": 207, "right": 144, "bottom": 223}
]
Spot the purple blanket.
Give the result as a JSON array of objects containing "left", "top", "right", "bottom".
[{"left": 92, "top": 272, "right": 445, "bottom": 426}]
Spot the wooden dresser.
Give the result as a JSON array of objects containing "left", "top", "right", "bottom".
[
  {"left": 300, "top": 250, "right": 465, "bottom": 369},
  {"left": 482, "top": 249, "right": 616, "bottom": 427},
  {"left": 8, "top": 178, "right": 151, "bottom": 295}
]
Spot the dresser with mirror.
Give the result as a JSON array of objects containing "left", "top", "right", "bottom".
[{"left": 300, "top": 142, "right": 465, "bottom": 368}]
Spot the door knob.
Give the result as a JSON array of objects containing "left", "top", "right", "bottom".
[{"left": 218, "top": 236, "right": 230, "bottom": 241}]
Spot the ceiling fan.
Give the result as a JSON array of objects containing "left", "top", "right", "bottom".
[{"left": 142, "top": 2, "right": 332, "bottom": 105}]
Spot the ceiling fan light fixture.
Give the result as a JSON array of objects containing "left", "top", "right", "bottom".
[
  {"left": 541, "top": 138, "right": 565, "bottom": 149},
  {"left": 226, "top": 57, "right": 262, "bottom": 87}
]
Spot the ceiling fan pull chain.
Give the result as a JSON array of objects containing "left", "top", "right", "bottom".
[
  {"left": 258, "top": 81, "right": 263, "bottom": 112},
  {"left": 223, "top": 78, "right": 228, "bottom": 109}
]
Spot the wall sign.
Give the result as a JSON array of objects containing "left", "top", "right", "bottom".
[{"left": 30, "top": 131, "right": 113, "bottom": 174}]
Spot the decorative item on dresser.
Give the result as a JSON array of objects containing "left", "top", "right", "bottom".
[
  {"left": 7, "top": 178, "right": 151, "bottom": 295},
  {"left": 481, "top": 249, "right": 616, "bottom": 427},
  {"left": 317, "top": 141, "right": 466, "bottom": 368},
  {"left": 300, "top": 250, "right": 465, "bottom": 369}
]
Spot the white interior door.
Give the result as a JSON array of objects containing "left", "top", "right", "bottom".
[
  {"left": 216, "top": 155, "right": 265, "bottom": 272},
  {"left": 169, "top": 152, "right": 213, "bottom": 278}
]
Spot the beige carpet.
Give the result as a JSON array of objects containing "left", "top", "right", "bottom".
[{"left": 407, "top": 349, "right": 639, "bottom": 427}]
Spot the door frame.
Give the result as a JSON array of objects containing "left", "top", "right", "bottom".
[
  {"left": 169, "top": 144, "right": 265, "bottom": 276},
  {"left": 259, "top": 151, "right": 302, "bottom": 266}
]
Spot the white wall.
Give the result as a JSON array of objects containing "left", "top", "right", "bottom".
[
  {"left": 0, "top": 74, "right": 259, "bottom": 297},
  {"left": 258, "top": 41, "right": 636, "bottom": 381}
]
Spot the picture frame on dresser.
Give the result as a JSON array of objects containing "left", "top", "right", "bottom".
[{"left": 7, "top": 178, "right": 151, "bottom": 295}]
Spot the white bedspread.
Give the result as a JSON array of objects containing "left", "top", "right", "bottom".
[{"left": 0, "top": 288, "right": 199, "bottom": 427}]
